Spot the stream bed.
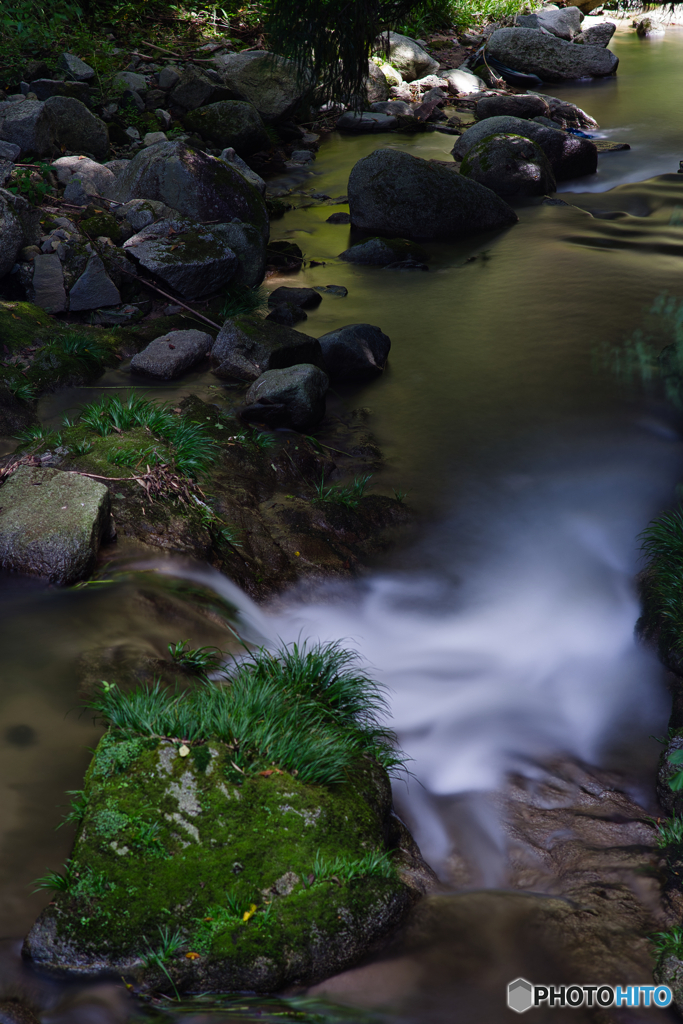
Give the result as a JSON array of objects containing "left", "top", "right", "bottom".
[{"left": 4, "top": 26, "right": 683, "bottom": 1024}]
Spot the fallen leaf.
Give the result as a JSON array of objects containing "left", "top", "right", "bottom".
[
  {"left": 185, "top": 951, "right": 201, "bottom": 960},
  {"left": 242, "top": 903, "right": 257, "bottom": 922},
  {"left": 258, "top": 768, "right": 283, "bottom": 777},
  {"left": 204, "top": 917, "right": 213, "bottom": 921},
  {"left": 179, "top": 744, "right": 190, "bottom": 757}
]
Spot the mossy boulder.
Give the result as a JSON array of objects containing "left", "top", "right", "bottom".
[
  {"left": 79, "top": 211, "right": 124, "bottom": 244},
  {"left": 182, "top": 101, "right": 270, "bottom": 157},
  {"left": 459, "top": 133, "right": 556, "bottom": 198},
  {"left": 24, "top": 733, "right": 428, "bottom": 991}
]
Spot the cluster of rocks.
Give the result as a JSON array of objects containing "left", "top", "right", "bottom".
[{"left": 488, "top": 7, "right": 618, "bottom": 81}]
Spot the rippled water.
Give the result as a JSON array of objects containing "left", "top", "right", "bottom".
[{"left": 4, "top": 28, "right": 683, "bottom": 1023}]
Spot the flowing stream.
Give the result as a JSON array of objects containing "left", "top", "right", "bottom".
[{"left": 4, "top": 27, "right": 683, "bottom": 1024}]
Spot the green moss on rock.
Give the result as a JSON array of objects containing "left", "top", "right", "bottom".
[{"left": 24, "top": 733, "right": 422, "bottom": 991}]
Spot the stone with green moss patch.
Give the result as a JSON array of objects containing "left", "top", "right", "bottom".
[{"left": 182, "top": 101, "right": 270, "bottom": 157}]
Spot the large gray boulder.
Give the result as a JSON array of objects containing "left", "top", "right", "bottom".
[
  {"left": 318, "top": 324, "right": 391, "bottom": 382},
  {"left": 348, "top": 148, "right": 517, "bottom": 242},
  {"left": 460, "top": 133, "right": 556, "bottom": 197},
  {"left": 211, "top": 220, "right": 266, "bottom": 287},
  {"left": 575, "top": 22, "right": 616, "bottom": 47},
  {"left": 380, "top": 32, "right": 440, "bottom": 82},
  {"left": 182, "top": 100, "right": 270, "bottom": 156},
  {"left": 515, "top": 7, "right": 583, "bottom": 39},
  {"left": 476, "top": 93, "right": 550, "bottom": 121},
  {"left": 58, "top": 53, "right": 95, "bottom": 82},
  {"left": 0, "top": 101, "right": 52, "bottom": 156},
  {"left": 123, "top": 219, "right": 239, "bottom": 300},
  {"left": 130, "top": 329, "right": 212, "bottom": 379},
  {"left": 212, "top": 315, "right": 324, "bottom": 381},
  {"left": 366, "top": 62, "right": 390, "bottom": 104},
  {"left": 0, "top": 467, "right": 112, "bottom": 585},
  {"left": 441, "top": 68, "right": 486, "bottom": 95},
  {"left": 487, "top": 27, "right": 618, "bottom": 81},
  {"left": 29, "top": 253, "right": 67, "bottom": 312},
  {"left": 213, "top": 51, "right": 310, "bottom": 124},
  {"left": 452, "top": 116, "right": 597, "bottom": 180},
  {"left": 51, "top": 155, "right": 116, "bottom": 197},
  {"left": 44, "top": 96, "right": 109, "bottom": 161},
  {"left": 111, "top": 142, "right": 269, "bottom": 239},
  {"left": 242, "top": 363, "right": 329, "bottom": 431},
  {"left": 169, "top": 66, "right": 215, "bottom": 111}
]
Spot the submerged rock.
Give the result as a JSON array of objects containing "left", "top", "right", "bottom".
[
  {"left": 487, "top": 27, "right": 618, "bottom": 81},
  {"left": 338, "top": 237, "right": 428, "bottom": 267},
  {"left": 0, "top": 467, "right": 112, "bottom": 584},
  {"left": 452, "top": 116, "right": 597, "bottom": 181},
  {"left": 460, "top": 133, "right": 556, "bottom": 197},
  {"left": 242, "top": 363, "right": 329, "bottom": 430},
  {"left": 130, "top": 329, "right": 213, "bottom": 379},
  {"left": 348, "top": 148, "right": 518, "bottom": 241},
  {"left": 111, "top": 142, "right": 269, "bottom": 239},
  {"left": 318, "top": 324, "right": 392, "bottom": 382},
  {"left": 211, "top": 315, "right": 324, "bottom": 381},
  {"left": 267, "top": 286, "right": 321, "bottom": 310}
]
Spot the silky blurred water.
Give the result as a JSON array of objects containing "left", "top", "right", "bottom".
[{"left": 3, "top": 27, "right": 683, "bottom": 1023}]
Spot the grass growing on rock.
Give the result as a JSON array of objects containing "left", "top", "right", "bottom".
[
  {"left": 88, "top": 640, "right": 403, "bottom": 784},
  {"left": 639, "top": 506, "right": 683, "bottom": 663}
]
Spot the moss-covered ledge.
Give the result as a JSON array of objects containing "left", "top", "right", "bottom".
[{"left": 23, "top": 643, "right": 436, "bottom": 993}]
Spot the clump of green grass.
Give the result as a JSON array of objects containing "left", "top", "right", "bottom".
[
  {"left": 34, "top": 861, "right": 78, "bottom": 894},
  {"left": 76, "top": 393, "right": 218, "bottom": 477},
  {"left": 639, "top": 507, "right": 683, "bottom": 665},
  {"left": 6, "top": 379, "right": 36, "bottom": 404},
  {"left": 87, "top": 641, "right": 404, "bottom": 786},
  {"left": 168, "top": 640, "right": 224, "bottom": 675},
  {"left": 219, "top": 285, "right": 267, "bottom": 320},
  {"left": 314, "top": 474, "right": 372, "bottom": 509},
  {"left": 58, "top": 790, "right": 89, "bottom": 830},
  {"left": 652, "top": 926, "right": 683, "bottom": 962},
  {"left": 312, "top": 849, "right": 394, "bottom": 882}
]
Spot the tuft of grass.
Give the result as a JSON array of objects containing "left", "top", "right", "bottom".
[
  {"left": 652, "top": 926, "right": 683, "bottom": 962},
  {"left": 312, "top": 849, "right": 394, "bottom": 882},
  {"left": 33, "top": 861, "right": 77, "bottom": 894},
  {"left": 57, "top": 790, "right": 89, "bottom": 830},
  {"left": 7, "top": 379, "right": 36, "bottom": 403},
  {"left": 639, "top": 508, "right": 683, "bottom": 668},
  {"left": 219, "top": 285, "right": 267, "bottom": 320},
  {"left": 13, "top": 423, "right": 56, "bottom": 447},
  {"left": 314, "top": 474, "right": 372, "bottom": 509},
  {"left": 232, "top": 428, "right": 277, "bottom": 452},
  {"left": 168, "top": 640, "right": 224, "bottom": 675},
  {"left": 87, "top": 641, "right": 405, "bottom": 786},
  {"left": 69, "top": 439, "right": 93, "bottom": 457}
]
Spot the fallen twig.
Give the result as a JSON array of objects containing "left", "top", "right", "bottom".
[{"left": 119, "top": 269, "right": 221, "bottom": 329}]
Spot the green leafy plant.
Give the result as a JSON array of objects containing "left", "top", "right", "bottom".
[
  {"left": 639, "top": 508, "right": 683, "bottom": 661},
  {"left": 667, "top": 749, "right": 683, "bottom": 792},
  {"left": 652, "top": 813, "right": 683, "bottom": 848},
  {"left": 14, "top": 423, "right": 56, "bottom": 447},
  {"left": 33, "top": 861, "right": 77, "bottom": 893},
  {"left": 142, "top": 924, "right": 184, "bottom": 998},
  {"left": 652, "top": 926, "right": 683, "bottom": 962},
  {"left": 58, "top": 790, "right": 89, "bottom": 829},
  {"left": 87, "top": 640, "right": 405, "bottom": 785},
  {"left": 7, "top": 163, "right": 53, "bottom": 204},
  {"left": 314, "top": 474, "right": 372, "bottom": 509},
  {"left": 6, "top": 379, "right": 36, "bottom": 403},
  {"left": 168, "top": 639, "right": 224, "bottom": 674},
  {"left": 69, "top": 439, "right": 93, "bottom": 456},
  {"left": 312, "top": 849, "right": 394, "bottom": 882}
]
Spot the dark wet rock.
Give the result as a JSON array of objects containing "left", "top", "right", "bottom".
[
  {"left": 268, "top": 286, "right": 321, "bottom": 310},
  {"left": 0, "top": 190, "right": 30, "bottom": 278},
  {"left": 30, "top": 79, "right": 90, "bottom": 104},
  {"left": 218, "top": 146, "right": 266, "bottom": 194},
  {"left": 212, "top": 315, "right": 324, "bottom": 381},
  {"left": 111, "top": 142, "right": 269, "bottom": 239},
  {"left": 366, "top": 62, "right": 390, "bottom": 104},
  {"left": 113, "top": 198, "right": 176, "bottom": 233},
  {"left": 44, "top": 96, "right": 109, "bottom": 161},
  {"left": 339, "top": 236, "right": 428, "bottom": 267},
  {"left": 315, "top": 285, "right": 348, "bottom": 297},
  {"left": 211, "top": 220, "right": 266, "bottom": 287},
  {"left": 28, "top": 253, "right": 67, "bottom": 312},
  {"left": 318, "top": 324, "right": 391, "bottom": 382},
  {"left": 182, "top": 100, "right": 270, "bottom": 156},
  {"left": 475, "top": 93, "right": 550, "bottom": 121},
  {"left": 575, "top": 22, "right": 616, "bottom": 46},
  {"left": 460, "top": 133, "right": 556, "bottom": 197},
  {"left": 0, "top": 101, "right": 51, "bottom": 157},
  {"left": 68, "top": 254, "right": 121, "bottom": 312},
  {"left": 348, "top": 148, "right": 517, "bottom": 241},
  {"left": 242, "top": 363, "right": 329, "bottom": 430},
  {"left": 487, "top": 27, "right": 618, "bottom": 81},
  {"left": 0, "top": 467, "right": 112, "bottom": 585},
  {"left": 23, "top": 736, "right": 423, "bottom": 991},
  {"left": 57, "top": 53, "right": 95, "bottom": 82},
  {"left": 213, "top": 51, "right": 311, "bottom": 124},
  {"left": 383, "top": 32, "right": 440, "bottom": 82},
  {"left": 266, "top": 302, "right": 307, "bottom": 326},
  {"left": 515, "top": 7, "right": 583, "bottom": 39},
  {"left": 0, "top": 141, "right": 20, "bottom": 162},
  {"left": 536, "top": 96, "right": 599, "bottom": 130},
  {"left": 337, "top": 111, "right": 398, "bottom": 133},
  {"left": 327, "top": 212, "right": 351, "bottom": 224},
  {"left": 370, "top": 100, "right": 415, "bottom": 117},
  {"left": 130, "top": 328, "right": 212, "bottom": 379},
  {"left": 452, "top": 116, "right": 597, "bottom": 181},
  {"left": 169, "top": 65, "right": 215, "bottom": 111},
  {"left": 23, "top": 60, "right": 50, "bottom": 83},
  {"left": 266, "top": 240, "right": 303, "bottom": 269},
  {"left": 123, "top": 219, "right": 239, "bottom": 301},
  {"left": 0, "top": 1000, "right": 41, "bottom": 1024}
]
